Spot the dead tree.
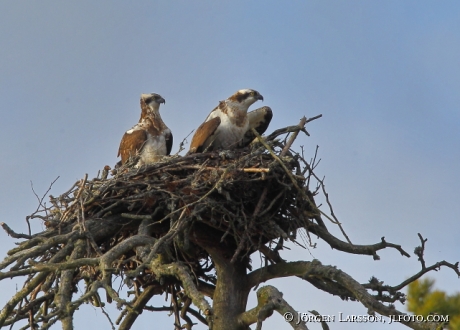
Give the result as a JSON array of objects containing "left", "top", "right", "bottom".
[{"left": 0, "top": 116, "right": 458, "bottom": 330}]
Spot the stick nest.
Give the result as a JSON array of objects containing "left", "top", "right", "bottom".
[{"left": 46, "top": 140, "right": 316, "bottom": 269}]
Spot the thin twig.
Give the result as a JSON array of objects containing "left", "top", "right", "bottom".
[{"left": 280, "top": 116, "right": 307, "bottom": 157}]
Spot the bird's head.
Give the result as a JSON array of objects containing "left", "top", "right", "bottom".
[
  {"left": 141, "top": 93, "right": 166, "bottom": 113},
  {"left": 227, "top": 89, "right": 263, "bottom": 110}
]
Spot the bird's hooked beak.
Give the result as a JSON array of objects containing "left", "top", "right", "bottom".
[
  {"left": 157, "top": 96, "right": 166, "bottom": 105},
  {"left": 257, "top": 93, "right": 264, "bottom": 102}
]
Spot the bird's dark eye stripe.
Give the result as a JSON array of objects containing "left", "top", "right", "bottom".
[{"left": 144, "top": 96, "right": 153, "bottom": 104}]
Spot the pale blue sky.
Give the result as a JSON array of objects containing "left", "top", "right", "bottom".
[{"left": 1, "top": 1, "right": 459, "bottom": 329}]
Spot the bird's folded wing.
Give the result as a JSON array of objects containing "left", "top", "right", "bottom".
[
  {"left": 241, "top": 106, "right": 273, "bottom": 147},
  {"left": 166, "top": 130, "right": 173, "bottom": 155},
  {"left": 118, "top": 129, "right": 148, "bottom": 164},
  {"left": 189, "top": 117, "right": 221, "bottom": 153}
]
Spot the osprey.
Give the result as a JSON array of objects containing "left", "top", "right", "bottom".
[
  {"left": 118, "top": 93, "right": 173, "bottom": 167},
  {"left": 189, "top": 89, "right": 272, "bottom": 153}
]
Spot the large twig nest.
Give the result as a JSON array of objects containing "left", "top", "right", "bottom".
[{"left": 49, "top": 141, "right": 314, "bottom": 262}]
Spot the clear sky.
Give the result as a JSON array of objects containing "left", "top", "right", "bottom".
[{"left": 1, "top": 1, "right": 459, "bottom": 329}]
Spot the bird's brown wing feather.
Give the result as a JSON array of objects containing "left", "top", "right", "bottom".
[
  {"left": 166, "top": 131, "right": 173, "bottom": 155},
  {"left": 189, "top": 117, "right": 221, "bottom": 153},
  {"left": 241, "top": 106, "right": 273, "bottom": 147},
  {"left": 118, "top": 129, "right": 148, "bottom": 164}
]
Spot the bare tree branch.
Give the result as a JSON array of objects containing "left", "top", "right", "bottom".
[{"left": 239, "top": 285, "right": 308, "bottom": 330}]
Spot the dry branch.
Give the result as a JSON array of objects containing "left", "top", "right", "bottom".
[{"left": 239, "top": 285, "right": 308, "bottom": 330}]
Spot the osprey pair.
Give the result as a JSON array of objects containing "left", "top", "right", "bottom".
[{"left": 118, "top": 89, "right": 273, "bottom": 167}]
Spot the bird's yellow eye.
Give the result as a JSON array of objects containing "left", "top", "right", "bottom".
[{"left": 250, "top": 91, "right": 256, "bottom": 96}]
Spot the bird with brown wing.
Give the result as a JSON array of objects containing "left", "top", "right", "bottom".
[
  {"left": 189, "top": 89, "right": 272, "bottom": 153},
  {"left": 118, "top": 93, "right": 173, "bottom": 167}
]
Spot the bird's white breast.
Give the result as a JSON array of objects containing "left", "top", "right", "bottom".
[
  {"left": 137, "top": 129, "right": 170, "bottom": 166},
  {"left": 209, "top": 110, "right": 249, "bottom": 149}
]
